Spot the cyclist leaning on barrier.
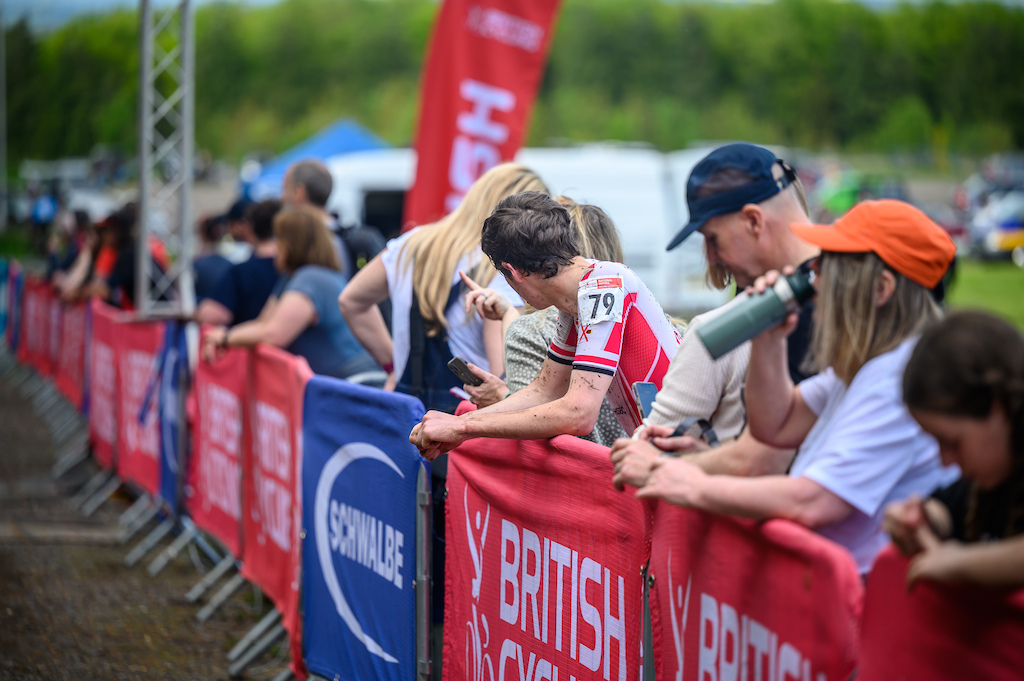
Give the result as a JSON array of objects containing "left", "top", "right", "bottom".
[{"left": 409, "top": 191, "right": 681, "bottom": 461}]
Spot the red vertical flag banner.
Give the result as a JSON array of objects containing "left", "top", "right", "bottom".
[
  {"left": 88, "top": 300, "right": 124, "bottom": 470},
  {"left": 241, "top": 345, "right": 313, "bottom": 678},
  {"left": 444, "top": 435, "right": 651, "bottom": 681},
  {"left": 187, "top": 338, "right": 249, "bottom": 558},
  {"left": 55, "top": 303, "right": 88, "bottom": 411},
  {"left": 115, "top": 319, "right": 166, "bottom": 496},
  {"left": 403, "top": 0, "right": 563, "bottom": 228}
]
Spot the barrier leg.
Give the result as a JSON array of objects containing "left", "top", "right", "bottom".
[
  {"left": 228, "top": 609, "right": 282, "bottom": 662},
  {"left": 19, "top": 374, "right": 46, "bottom": 399},
  {"left": 50, "top": 413, "right": 84, "bottom": 445},
  {"left": 227, "top": 623, "right": 286, "bottom": 678},
  {"left": 125, "top": 516, "right": 175, "bottom": 567},
  {"left": 30, "top": 383, "right": 58, "bottom": 411},
  {"left": 147, "top": 521, "right": 198, "bottom": 576},
  {"left": 0, "top": 359, "right": 19, "bottom": 382},
  {"left": 186, "top": 553, "right": 236, "bottom": 604},
  {"left": 270, "top": 667, "right": 294, "bottom": 681},
  {"left": 197, "top": 572, "right": 247, "bottom": 622},
  {"left": 9, "top": 369, "right": 35, "bottom": 391},
  {"left": 119, "top": 493, "right": 154, "bottom": 529},
  {"left": 70, "top": 469, "right": 113, "bottom": 510},
  {"left": 81, "top": 476, "right": 123, "bottom": 517},
  {"left": 416, "top": 464, "right": 432, "bottom": 681},
  {"left": 121, "top": 502, "right": 161, "bottom": 545},
  {"left": 51, "top": 432, "right": 90, "bottom": 479}
]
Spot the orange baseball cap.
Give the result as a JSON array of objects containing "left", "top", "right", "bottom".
[{"left": 790, "top": 199, "right": 956, "bottom": 289}]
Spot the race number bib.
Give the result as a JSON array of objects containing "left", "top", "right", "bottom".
[{"left": 578, "top": 276, "right": 625, "bottom": 325}]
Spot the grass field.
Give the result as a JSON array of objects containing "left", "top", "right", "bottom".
[{"left": 947, "top": 258, "right": 1024, "bottom": 330}]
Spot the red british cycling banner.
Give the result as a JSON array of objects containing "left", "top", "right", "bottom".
[
  {"left": 648, "top": 504, "right": 862, "bottom": 681},
  {"left": 47, "top": 291, "right": 62, "bottom": 376},
  {"left": 55, "top": 302, "right": 87, "bottom": 411},
  {"left": 859, "top": 545, "right": 1024, "bottom": 680},
  {"left": 445, "top": 435, "right": 651, "bottom": 681},
  {"left": 403, "top": 0, "right": 562, "bottom": 228},
  {"left": 19, "top": 278, "right": 50, "bottom": 374},
  {"left": 114, "top": 318, "right": 165, "bottom": 496},
  {"left": 88, "top": 300, "right": 122, "bottom": 470},
  {"left": 187, "top": 339, "right": 249, "bottom": 558},
  {"left": 241, "top": 344, "right": 313, "bottom": 678}
]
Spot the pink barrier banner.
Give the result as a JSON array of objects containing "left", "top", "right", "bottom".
[
  {"left": 19, "top": 278, "right": 51, "bottom": 374},
  {"left": 47, "top": 293, "right": 62, "bottom": 377},
  {"left": 241, "top": 344, "right": 312, "bottom": 678},
  {"left": 648, "top": 504, "right": 862, "bottom": 681},
  {"left": 114, "top": 318, "right": 165, "bottom": 496},
  {"left": 859, "top": 545, "right": 1024, "bottom": 680},
  {"left": 445, "top": 435, "right": 651, "bottom": 681},
  {"left": 55, "top": 302, "right": 87, "bottom": 411},
  {"left": 187, "top": 337, "right": 249, "bottom": 558},
  {"left": 88, "top": 300, "right": 122, "bottom": 470}
]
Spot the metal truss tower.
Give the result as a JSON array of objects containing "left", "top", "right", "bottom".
[{"left": 136, "top": 0, "right": 196, "bottom": 317}]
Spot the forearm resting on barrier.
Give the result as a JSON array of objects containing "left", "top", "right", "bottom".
[
  {"left": 684, "top": 428, "right": 794, "bottom": 477},
  {"left": 638, "top": 463, "right": 854, "bottom": 528},
  {"left": 611, "top": 426, "right": 791, "bottom": 490},
  {"left": 908, "top": 531, "right": 1024, "bottom": 589},
  {"left": 411, "top": 366, "right": 609, "bottom": 454}
]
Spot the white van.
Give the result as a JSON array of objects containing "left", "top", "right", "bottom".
[{"left": 325, "top": 145, "right": 727, "bottom": 317}]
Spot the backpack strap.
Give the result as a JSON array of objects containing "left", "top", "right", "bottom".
[{"left": 400, "top": 281, "right": 462, "bottom": 410}]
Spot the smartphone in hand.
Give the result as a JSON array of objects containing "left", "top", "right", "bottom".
[
  {"left": 632, "top": 381, "right": 659, "bottom": 420},
  {"left": 448, "top": 356, "right": 483, "bottom": 386}
]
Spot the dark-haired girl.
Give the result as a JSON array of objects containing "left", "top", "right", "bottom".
[{"left": 884, "top": 310, "right": 1024, "bottom": 588}]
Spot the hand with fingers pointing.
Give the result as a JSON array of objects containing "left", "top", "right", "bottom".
[{"left": 460, "top": 270, "right": 516, "bottom": 322}]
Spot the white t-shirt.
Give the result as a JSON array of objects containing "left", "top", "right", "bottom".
[
  {"left": 548, "top": 260, "right": 682, "bottom": 433},
  {"left": 791, "top": 337, "right": 960, "bottom": 573},
  {"left": 381, "top": 229, "right": 523, "bottom": 380},
  {"left": 644, "top": 306, "right": 751, "bottom": 441}
]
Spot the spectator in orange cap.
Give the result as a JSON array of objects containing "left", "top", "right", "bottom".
[{"left": 636, "top": 199, "right": 959, "bottom": 574}]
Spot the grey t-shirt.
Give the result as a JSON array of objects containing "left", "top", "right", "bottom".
[
  {"left": 504, "top": 308, "right": 627, "bottom": 447},
  {"left": 273, "top": 265, "right": 377, "bottom": 379}
]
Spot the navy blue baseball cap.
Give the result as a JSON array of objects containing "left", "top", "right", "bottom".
[{"left": 667, "top": 142, "right": 797, "bottom": 251}]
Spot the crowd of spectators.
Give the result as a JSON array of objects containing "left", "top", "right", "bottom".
[
  {"left": 34, "top": 142, "right": 1024, "bottom": 590},
  {"left": 390, "top": 143, "right": 1021, "bottom": 589}
]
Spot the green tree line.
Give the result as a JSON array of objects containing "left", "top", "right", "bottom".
[{"left": 6, "top": 0, "right": 1024, "bottom": 169}]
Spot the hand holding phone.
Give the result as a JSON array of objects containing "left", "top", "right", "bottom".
[{"left": 448, "top": 356, "right": 483, "bottom": 386}]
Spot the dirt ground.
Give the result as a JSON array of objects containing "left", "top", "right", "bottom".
[{"left": 0, "top": 359, "right": 285, "bottom": 680}]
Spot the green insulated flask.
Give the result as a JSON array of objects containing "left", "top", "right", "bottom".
[{"left": 696, "top": 270, "right": 816, "bottom": 360}]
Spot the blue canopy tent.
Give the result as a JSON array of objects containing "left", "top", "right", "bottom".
[{"left": 242, "top": 118, "right": 388, "bottom": 200}]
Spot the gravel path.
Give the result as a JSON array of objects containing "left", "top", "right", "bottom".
[{"left": 0, "top": 361, "right": 283, "bottom": 680}]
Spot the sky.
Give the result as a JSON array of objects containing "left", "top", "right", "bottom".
[
  {"left": 2, "top": 0, "right": 281, "bottom": 32},
  {"left": 5, "top": 0, "right": 1024, "bottom": 32}
]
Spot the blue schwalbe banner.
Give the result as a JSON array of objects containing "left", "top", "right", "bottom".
[{"left": 301, "top": 375, "right": 428, "bottom": 681}]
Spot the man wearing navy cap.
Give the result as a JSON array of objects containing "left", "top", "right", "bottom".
[{"left": 611, "top": 142, "right": 819, "bottom": 487}]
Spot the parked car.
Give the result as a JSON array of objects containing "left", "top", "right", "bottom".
[{"left": 968, "top": 190, "right": 1024, "bottom": 261}]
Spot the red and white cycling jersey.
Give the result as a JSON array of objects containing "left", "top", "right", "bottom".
[{"left": 547, "top": 260, "right": 682, "bottom": 432}]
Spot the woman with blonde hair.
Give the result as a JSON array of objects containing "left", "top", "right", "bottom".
[
  {"left": 203, "top": 205, "right": 376, "bottom": 379},
  {"left": 636, "top": 200, "right": 959, "bottom": 574},
  {"left": 339, "top": 162, "right": 547, "bottom": 412}
]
